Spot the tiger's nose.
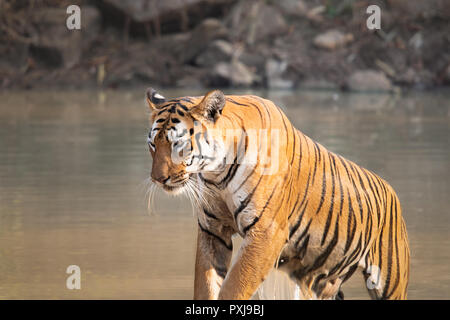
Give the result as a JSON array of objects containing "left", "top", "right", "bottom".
[{"left": 151, "top": 173, "right": 170, "bottom": 185}]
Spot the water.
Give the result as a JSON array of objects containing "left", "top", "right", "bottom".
[{"left": 0, "top": 89, "right": 448, "bottom": 299}]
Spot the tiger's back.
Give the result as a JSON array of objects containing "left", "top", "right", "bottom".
[{"left": 281, "top": 130, "right": 410, "bottom": 299}]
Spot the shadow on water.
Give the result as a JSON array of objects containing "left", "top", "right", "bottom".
[{"left": 0, "top": 89, "right": 448, "bottom": 299}]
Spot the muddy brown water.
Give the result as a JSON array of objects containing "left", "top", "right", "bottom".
[{"left": 0, "top": 89, "right": 448, "bottom": 299}]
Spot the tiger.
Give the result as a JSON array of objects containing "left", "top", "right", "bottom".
[{"left": 145, "top": 87, "right": 410, "bottom": 300}]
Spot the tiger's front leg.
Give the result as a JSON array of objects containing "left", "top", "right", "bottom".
[
  {"left": 194, "top": 222, "right": 233, "bottom": 299},
  {"left": 218, "top": 221, "right": 288, "bottom": 300}
]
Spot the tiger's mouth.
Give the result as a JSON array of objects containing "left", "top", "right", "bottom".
[
  {"left": 161, "top": 176, "right": 189, "bottom": 195},
  {"left": 162, "top": 183, "right": 185, "bottom": 194}
]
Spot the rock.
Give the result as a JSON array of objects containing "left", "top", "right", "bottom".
[
  {"left": 212, "top": 61, "right": 258, "bottom": 87},
  {"left": 29, "top": 6, "right": 101, "bottom": 68},
  {"left": 103, "top": 0, "right": 234, "bottom": 23},
  {"left": 445, "top": 64, "right": 450, "bottom": 84},
  {"left": 180, "top": 18, "right": 229, "bottom": 63},
  {"left": 238, "top": 51, "right": 266, "bottom": 74},
  {"left": 265, "top": 59, "right": 294, "bottom": 89},
  {"left": 225, "top": 0, "right": 288, "bottom": 45},
  {"left": 175, "top": 67, "right": 205, "bottom": 88},
  {"left": 313, "top": 30, "right": 354, "bottom": 50},
  {"left": 274, "top": 0, "right": 308, "bottom": 17},
  {"left": 195, "top": 40, "right": 233, "bottom": 67},
  {"left": 0, "top": 42, "right": 29, "bottom": 75},
  {"left": 346, "top": 70, "right": 393, "bottom": 92},
  {"left": 387, "top": 0, "right": 450, "bottom": 19}
]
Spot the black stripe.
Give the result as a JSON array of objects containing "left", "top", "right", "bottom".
[
  {"left": 315, "top": 157, "right": 327, "bottom": 215},
  {"left": 179, "top": 103, "right": 189, "bottom": 111},
  {"left": 289, "top": 196, "right": 309, "bottom": 238},
  {"left": 290, "top": 124, "right": 297, "bottom": 166},
  {"left": 343, "top": 234, "right": 363, "bottom": 269},
  {"left": 234, "top": 174, "right": 264, "bottom": 221},
  {"left": 180, "top": 98, "right": 193, "bottom": 104},
  {"left": 387, "top": 198, "right": 401, "bottom": 298},
  {"left": 308, "top": 216, "right": 340, "bottom": 272},
  {"left": 310, "top": 139, "right": 320, "bottom": 186},
  {"left": 382, "top": 195, "right": 395, "bottom": 298},
  {"left": 226, "top": 97, "right": 249, "bottom": 107},
  {"left": 243, "top": 185, "right": 278, "bottom": 234},
  {"left": 294, "top": 218, "right": 312, "bottom": 248},
  {"left": 297, "top": 234, "right": 310, "bottom": 260},
  {"left": 313, "top": 273, "right": 328, "bottom": 296},
  {"left": 328, "top": 255, "right": 348, "bottom": 277},
  {"left": 296, "top": 131, "right": 304, "bottom": 179},
  {"left": 320, "top": 154, "right": 336, "bottom": 245},
  {"left": 203, "top": 208, "right": 218, "bottom": 220},
  {"left": 344, "top": 188, "right": 357, "bottom": 253},
  {"left": 343, "top": 163, "right": 364, "bottom": 221},
  {"left": 212, "top": 263, "right": 227, "bottom": 279},
  {"left": 232, "top": 166, "right": 256, "bottom": 194},
  {"left": 198, "top": 222, "right": 232, "bottom": 251},
  {"left": 342, "top": 264, "right": 359, "bottom": 282},
  {"left": 313, "top": 142, "right": 322, "bottom": 165},
  {"left": 288, "top": 169, "right": 311, "bottom": 221}
]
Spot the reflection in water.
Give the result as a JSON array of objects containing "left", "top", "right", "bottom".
[{"left": 0, "top": 89, "right": 449, "bottom": 299}]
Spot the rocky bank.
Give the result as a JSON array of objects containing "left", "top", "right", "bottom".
[{"left": 1, "top": 0, "right": 449, "bottom": 91}]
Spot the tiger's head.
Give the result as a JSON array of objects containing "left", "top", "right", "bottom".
[{"left": 146, "top": 88, "right": 227, "bottom": 195}]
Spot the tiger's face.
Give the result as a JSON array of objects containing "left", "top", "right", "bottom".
[{"left": 146, "top": 88, "right": 226, "bottom": 194}]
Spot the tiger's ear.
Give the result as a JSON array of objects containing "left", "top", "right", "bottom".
[
  {"left": 146, "top": 87, "right": 166, "bottom": 111},
  {"left": 191, "top": 90, "right": 225, "bottom": 123}
]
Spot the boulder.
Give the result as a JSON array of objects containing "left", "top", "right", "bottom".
[
  {"left": 195, "top": 40, "right": 233, "bottom": 67},
  {"left": 313, "top": 30, "right": 354, "bottom": 51},
  {"left": 179, "top": 18, "right": 229, "bottom": 63},
  {"left": 346, "top": 70, "right": 393, "bottom": 92},
  {"left": 274, "top": 0, "right": 308, "bottom": 18},
  {"left": 225, "top": 0, "right": 288, "bottom": 45},
  {"left": 212, "top": 61, "right": 258, "bottom": 87}
]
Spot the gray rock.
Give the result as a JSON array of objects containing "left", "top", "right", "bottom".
[
  {"left": 238, "top": 52, "right": 266, "bottom": 74},
  {"left": 346, "top": 70, "right": 393, "bottom": 92},
  {"left": 180, "top": 18, "right": 229, "bottom": 63},
  {"left": 225, "top": 0, "right": 288, "bottom": 45},
  {"left": 313, "top": 30, "right": 354, "bottom": 50},
  {"left": 274, "top": 0, "right": 308, "bottom": 17},
  {"left": 212, "top": 61, "right": 258, "bottom": 87},
  {"left": 195, "top": 40, "right": 233, "bottom": 67}
]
